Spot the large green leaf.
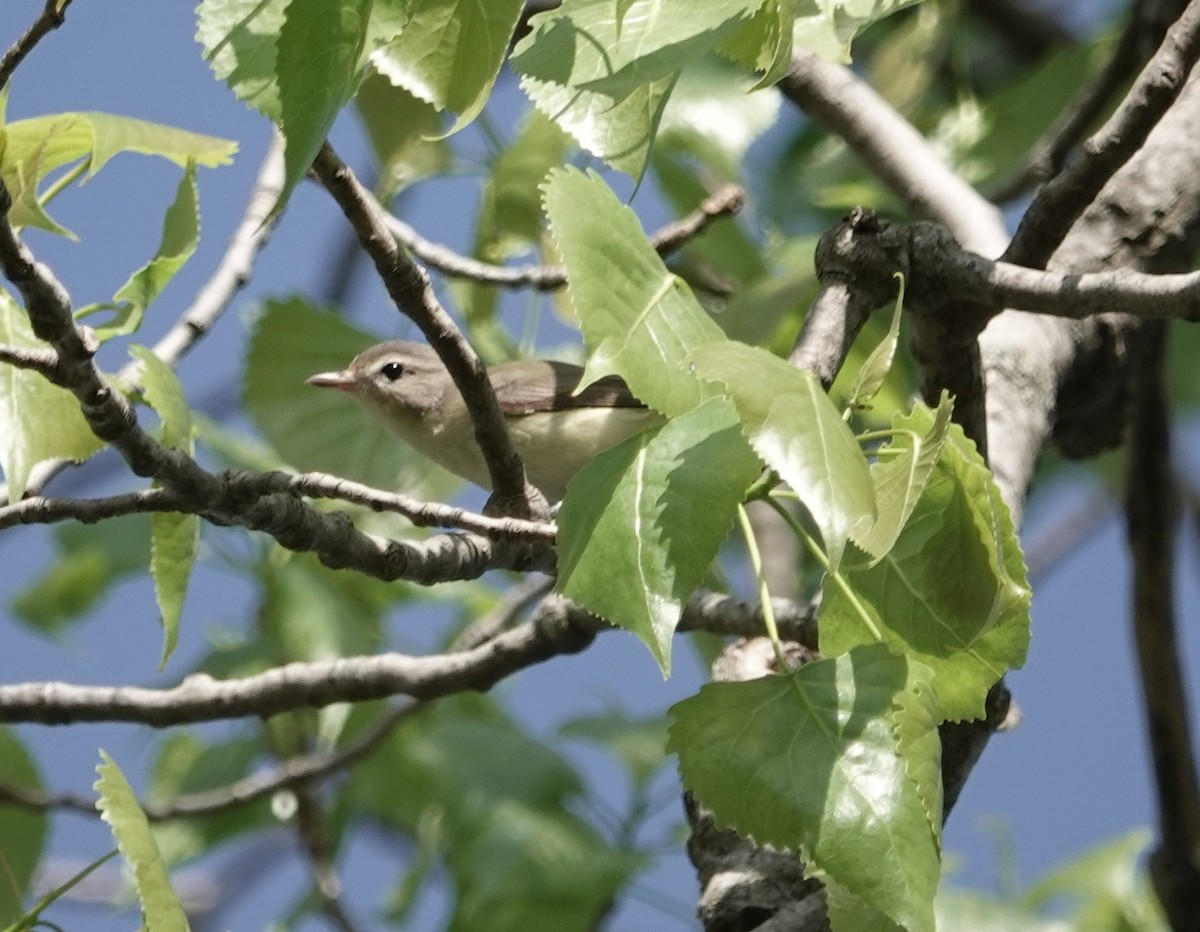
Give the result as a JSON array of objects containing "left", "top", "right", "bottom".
[
  {"left": 350, "top": 697, "right": 639, "bottom": 932},
  {"left": 0, "top": 113, "right": 234, "bottom": 237},
  {"left": 668, "top": 644, "right": 939, "bottom": 932},
  {"left": 0, "top": 729, "right": 46, "bottom": 925},
  {"left": 557, "top": 398, "right": 760, "bottom": 674},
  {"left": 512, "top": 0, "right": 759, "bottom": 99},
  {"left": 520, "top": 72, "right": 676, "bottom": 177},
  {"left": 371, "top": 0, "right": 525, "bottom": 135},
  {"left": 243, "top": 298, "right": 447, "bottom": 494},
  {"left": 275, "top": 0, "right": 372, "bottom": 210},
  {"left": 0, "top": 291, "right": 104, "bottom": 501},
  {"left": 819, "top": 414, "right": 1031, "bottom": 721},
  {"left": 79, "top": 162, "right": 200, "bottom": 342},
  {"left": 513, "top": 0, "right": 767, "bottom": 174},
  {"left": 542, "top": 167, "right": 723, "bottom": 416},
  {"left": 196, "top": 0, "right": 289, "bottom": 118},
  {"left": 690, "top": 340, "right": 875, "bottom": 566},
  {"left": 130, "top": 346, "right": 198, "bottom": 669},
  {"left": 95, "top": 751, "right": 190, "bottom": 932}
]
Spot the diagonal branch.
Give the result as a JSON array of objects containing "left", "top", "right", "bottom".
[
  {"left": 1004, "top": 0, "right": 1200, "bottom": 268},
  {"left": 311, "top": 143, "right": 541, "bottom": 516},
  {"left": 987, "top": 0, "right": 1190, "bottom": 203},
  {"left": 0, "top": 0, "right": 74, "bottom": 93}
]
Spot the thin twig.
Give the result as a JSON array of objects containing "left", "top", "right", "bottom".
[
  {"left": 986, "top": 0, "right": 1186, "bottom": 202},
  {"left": 311, "top": 143, "right": 541, "bottom": 516},
  {"left": 1124, "top": 321, "right": 1200, "bottom": 926},
  {"left": 0, "top": 0, "right": 73, "bottom": 94},
  {"left": 383, "top": 183, "right": 745, "bottom": 290},
  {"left": 292, "top": 785, "right": 362, "bottom": 932},
  {"left": 151, "top": 134, "right": 285, "bottom": 367},
  {"left": 1004, "top": 0, "right": 1200, "bottom": 268},
  {"left": 0, "top": 342, "right": 58, "bottom": 379}
]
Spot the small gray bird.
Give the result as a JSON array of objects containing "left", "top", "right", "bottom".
[{"left": 307, "top": 341, "right": 661, "bottom": 501}]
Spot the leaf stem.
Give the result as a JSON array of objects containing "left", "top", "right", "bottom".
[
  {"left": 765, "top": 495, "right": 884, "bottom": 643},
  {"left": 736, "top": 503, "right": 790, "bottom": 670}
]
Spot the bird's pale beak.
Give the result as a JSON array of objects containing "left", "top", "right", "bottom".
[{"left": 306, "top": 370, "right": 356, "bottom": 391}]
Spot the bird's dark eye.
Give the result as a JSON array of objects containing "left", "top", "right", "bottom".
[{"left": 379, "top": 361, "right": 405, "bottom": 381}]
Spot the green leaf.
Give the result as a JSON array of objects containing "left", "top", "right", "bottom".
[
  {"left": 0, "top": 113, "right": 234, "bottom": 236},
  {"left": 719, "top": 0, "right": 797, "bottom": 85},
  {"left": 130, "top": 346, "right": 198, "bottom": 669},
  {"left": 851, "top": 394, "right": 953, "bottom": 562},
  {"left": 0, "top": 291, "right": 104, "bottom": 501},
  {"left": 6, "top": 851, "right": 119, "bottom": 932},
  {"left": 792, "top": 0, "right": 926, "bottom": 64},
  {"left": 79, "top": 162, "right": 200, "bottom": 341},
  {"left": 94, "top": 751, "right": 190, "bottom": 932},
  {"left": 196, "top": 0, "right": 288, "bottom": 118},
  {"left": 819, "top": 414, "right": 1031, "bottom": 721},
  {"left": 275, "top": 0, "right": 372, "bottom": 211},
  {"left": 512, "top": 0, "right": 763, "bottom": 173},
  {"left": 512, "top": 0, "right": 758, "bottom": 99},
  {"left": 668, "top": 644, "right": 939, "bottom": 932},
  {"left": 520, "top": 72, "right": 676, "bottom": 177},
  {"left": 355, "top": 70, "right": 448, "bottom": 197},
  {"left": 542, "top": 167, "right": 724, "bottom": 416},
  {"left": 0, "top": 729, "right": 46, "bottom": 924},
  {"left": 690, "top": 340, "right": 875, "bottom": 566},
  {"left": 10, "top": 515, "right": 151, "bottom": 633},
  {"left": 557, "top": 398, "right": 760, "bottom": 674},
  {"left": 350, "top": 698, "right": 639, "bottom": 932},
  {"left": 243, "top": 298, "right": 450, "bottom": 494},
  {"left": 371, "top": 0, "right": 525, "bottom": 135},
  {"left": 848, "top": 272, "right": 905, "bottom": 409}
]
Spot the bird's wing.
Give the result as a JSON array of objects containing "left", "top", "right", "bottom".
[{"left": 489, "top": 360, "right": 645, "bottom": 414}]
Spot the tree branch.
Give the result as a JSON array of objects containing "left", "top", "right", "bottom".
[
  {"left": 0, "top": 591, "right": 812, "bottom": 727},
  {"left": 1004, "top": 0, "right": 1200, "bottom": 268},
  {"left": 384, "top": 183, "right": 745, "bottom": 290},
  {"left": 0, "top": 0, "right": 73, "bottom": 93},
  {"left": 1124, "top": 322, "right": 1200, "bottom": 925},
  {"left": 310, "top": 143, "right": 541, "bottom": 516},
  {"left": 987, "top": 0, "right": 1189, "bottom": 203},
  {"left": 779, "top": 50, "right": 1007, "bottom": 256}
]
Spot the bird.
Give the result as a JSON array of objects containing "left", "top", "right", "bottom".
[{"left": 307, "top": 341, "right": 662, "bottom": 501}]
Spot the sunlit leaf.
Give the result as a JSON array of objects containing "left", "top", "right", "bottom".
[
  {"left": 371, "top": 0, "right": 525, "bottom": 135},
  {"left": 557, "top": 398, "right": 760, "bottom": 674},
  {"left": 819, "top": 414, "right": 1031, "bottom": 721},
  {"left": 95, "top": 751, "right": 190, "bottom": 932},
  {"left": 669, "top": 644, "right": 939, "bottom": 932},
  {"left": 0, "top": 292, "right": 104, "bottom": 501},
  {"left": 128, "top": 346, "right": 197, "bottom": 669},
  {"left": 542, "top": 167, "right": 724, "bottom": 416},
  {"left": 79, "top": 162, "right": 200, "bottom": 341},
  {"left": 690, "top": 340, "right": 875, "bottom": 566},
  {"left": 275, "top": 0, "right": 371, "bottom": 211}
]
